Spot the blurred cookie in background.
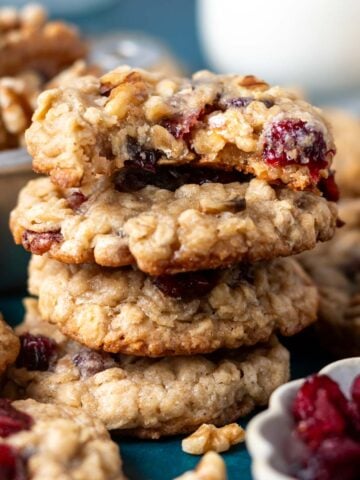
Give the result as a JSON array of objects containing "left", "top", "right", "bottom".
[
  {"left": 325, "top": 109, "right": 360, "bottom": 198},
  {"left": 0, "top": 3, "right": 87, "bottom": 78},
  {"left": 300, "top": 200, "right": 360, "bottom": 357}
]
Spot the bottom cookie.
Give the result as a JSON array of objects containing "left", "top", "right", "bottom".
[
  {"left": 0, "top": 398, "right": 125, "bottom": 480},
  {"left": 5, "top": 299, "right": 290, "bottom": 439}
]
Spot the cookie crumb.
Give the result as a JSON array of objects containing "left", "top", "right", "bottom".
[
  {"left": 182, "top": 423, "right": 245, "bottom": 455},
  {"left": 174, "top": 451, "right": 227, "bottom": 480}
]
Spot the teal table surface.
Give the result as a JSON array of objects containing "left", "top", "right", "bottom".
[{"left": 0, "top": 294, "right": 334, "bottom": 480}]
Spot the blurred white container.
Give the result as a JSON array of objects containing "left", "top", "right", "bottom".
[{"left": 197, "top": 0, "right": 360, "bottom": 95}]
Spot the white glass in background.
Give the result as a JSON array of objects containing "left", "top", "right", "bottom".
[{"left": 197, "top": 0, "right": 360, "bottom": 98}]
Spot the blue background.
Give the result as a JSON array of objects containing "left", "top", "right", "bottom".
[{"left": 62, "top": 0, "right": 206, "bottom": 72}]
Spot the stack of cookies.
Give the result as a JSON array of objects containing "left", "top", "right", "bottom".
[{"left": 7, "top": 67, "right": 338, "bottom": 438}]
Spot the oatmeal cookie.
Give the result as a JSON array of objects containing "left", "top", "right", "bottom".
[
  {"left": 26, "top": 66, "right": 335, "bottom": 190},
  {"left": 300, "top": 200, "right": 360, "bottom": 357},
  {"left": 10, "top": 175, "right": 338, "bottom": 274},
  {"left": 5, "top": 299, "right": 290, "bottom": 438},
  {"left": 0, "top": 398, "right": 125, "bottom": 480},
  {"left": 325, "top": 109, "right": 360, "bottom": 198},
  {"left": 28, "top": 255, "right": 317, "bottom": 356},
  {"left": 0, "top": 315, "right": 19, "bottom": 375},
  {"left": 0, "top": 4, "right": 87, "bottom": 77}
]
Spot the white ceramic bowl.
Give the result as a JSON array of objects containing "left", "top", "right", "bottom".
[{"left": 246, "top": 357, "right": 360, "bottom": 480}]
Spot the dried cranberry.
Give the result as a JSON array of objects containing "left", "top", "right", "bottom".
[
  {"left": 161, "top": 100, "right": 221, "bottom": 140},
  {"left": 318, "top": 173, "right": 339, "bottom": 202},
  {"left": 293, "top": 375, "right": 349, "bottom": 449},
  {"left": 161, "top": 112, "right": 201, "bottom": 139},
  {"left": 0, "top": 445, "right": 27, "bottom": 480},
  {"left": 263, "top": 119, "right": 334, "bottom": 181},
  {"left": 66, "top": 191, "right": 87, "bottom": 211},
  {"left": 153, "top": 270, "right": 219, "bottom": 300},
  {"left": 16, "top": 333, "right": 57, "bottom": 371},
  {"left": 114, "top": 165, "right": 251, "bottom": 193},
  {"left": 220, "top": 97, "right": 253, "bottom": 109},
  {"left": 0, "top": 400, "right": 32, "bottom": 438},
  {"left": 72, "top": 350, "right": 115, "bottom": 378},
  {"left": 22, "top": 230, "right": 63, "bottom": 255},
  {"left": 297, "top": 437, "right": 360, "bottom": 480},
  {"left": 126, "top": 136, "right": 162, "bottom": 173}
]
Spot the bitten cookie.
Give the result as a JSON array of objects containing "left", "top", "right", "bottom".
[
  {"left": 300, "top": 200, "right": 360, "bottom": 357},
  {"left": 0, "top": 398, "right": 125, "bottom": 480},
  {"left": 26, "top": 66, "right": 335, "bottom": 190},
  {"left": 5, "top": 299, "right": 290, "bottom": 438},
  {"left": 0, "top": 315, "right": 19, "bottom": 375},
  {"left": 10, "top": 174, "right": 338, "bottom": 274},
  {"left": 28, "top": 255, "right": 318, "bottom": 356}
]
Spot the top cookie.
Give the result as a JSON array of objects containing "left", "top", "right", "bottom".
[
  {"left": 0, "top": 4, "right": 87, "bottom": 77},
  {"left": 325, "top": 109, "right": 360, "bottom": 198},
  {"left": 26, "top": 66, "right": 335, "bottom": 190},
  {"left": 0, "top": 315, "right": 19, "bottom": 375}
]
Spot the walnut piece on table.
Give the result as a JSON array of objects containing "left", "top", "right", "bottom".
[
  {"left": 174, "top": 451, "right": 227, "bottom": 480},
  {"left": 182, "top": 423, "right": 245, "bottom": 455}
]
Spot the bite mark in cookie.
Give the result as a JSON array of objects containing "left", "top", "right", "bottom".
[{"left": 26, "top": 67, "right": 335, "bottom": 190}]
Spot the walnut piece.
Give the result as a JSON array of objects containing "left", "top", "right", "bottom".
[
  {"left": 182, "top": 423, "right": 245, "bottom": 455},
  {"left": 174, "top": 451, "right": 226, "bottom": 480}
]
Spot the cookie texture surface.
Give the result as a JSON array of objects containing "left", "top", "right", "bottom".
[
  {"left": 5, "top": 300, "right": 290, "bottom": 438},
  {"left": 10, "top": 175, "right": 338, "bottom": 274},
  {"left": 0, "top": 315, "right": 19, "bottom": 375},
  {"left": 0, "top": 4, "right": 87, "bottom": 77},
  {"left": 28, "top": 255, "right": 318, "bottom": 356},
  {"left": 0, "top": 398, "right": 125, "bottom": 480},
  {"left": 300, "top": 200, "right": 360, "bottom": 357},
  {"left": 325, "top": 109, "right": 360, "bottom": 198},
  {"left": 26, "top": 66, "right": 335, "bottom": 190}
]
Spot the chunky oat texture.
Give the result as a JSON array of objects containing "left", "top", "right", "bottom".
[
  {"left": 300, "top": 199, "right": 360, "bottom": 357},
  {"left": 1, "top": 399, "right": 125, "bottom": 480},
  {"left": 10, "top": 176, "right": 338, "bottom": 274},
  {"left": 28, "top": 255, "right": 318, "bottom": 356},
  {"left": 182, "top": 423, "right": 245, "bottom": 455},
  {"left": 5, "top": 300, "right": 290, "bottom": 438},
  {"left": 325, "top": 109, "right": 360, "bottom": 198},
  {"left": 174, "top": 452, "right": 226, "bottom": 480},
  {"left": 0, "top": 4, "right": 87, "bottom": 77},
  {"left": 26, "top": 66, "right": 334, "bottom": 189},
  {"left": 0, "top": 315, "right": 19, "bottom": 375}
]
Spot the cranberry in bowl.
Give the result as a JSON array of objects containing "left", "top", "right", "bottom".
[{"left": 246, "top": 358, "right": 360, "bottom": 480}]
